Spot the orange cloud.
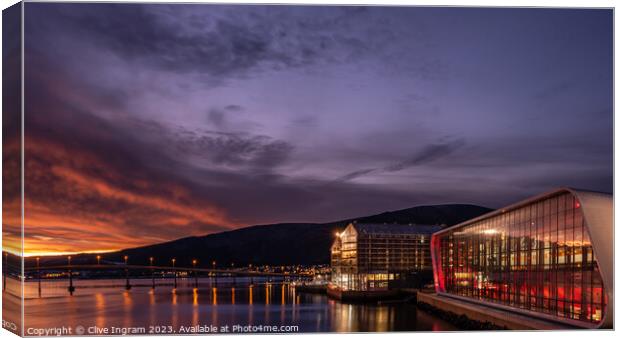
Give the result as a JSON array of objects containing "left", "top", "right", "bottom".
[{"left": 4, "top": 136, "right": 237, "bottom": 256}]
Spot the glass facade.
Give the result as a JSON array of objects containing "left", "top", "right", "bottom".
[
  {"left": 331, "top": 223, "right": 438, "bottom": 291},
  {"left": 432, "top": 192, "right": 606, "bottom": 326}
]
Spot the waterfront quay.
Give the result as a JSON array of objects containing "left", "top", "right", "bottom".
[
  {"left": 324, "top": 189, "right": 613, "bottom": 330},
  {"left": 416, "top": 292, "right": 578, "bottom": 330}
]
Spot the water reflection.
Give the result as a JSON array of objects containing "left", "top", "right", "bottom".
[
  {"left": 19, "top": 279, "right": 456, "bottom": 333},
  {"left": 95, "top": 293, "right": 106, "bottom": 328}
]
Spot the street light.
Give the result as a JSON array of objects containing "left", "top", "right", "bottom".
[
  {"left": 36, "top": 257, "right": 41, "bottom": 297},
  {"left": 123, "top": 255, "right": 131, "bottom": 290},
  {"left": 231, "top": 262, "right": 236, "bottom": 285},
  {"left": 149, "top": 257, "right": 155, "bottom": 289},
  {"left": 212, "top": 261, "right": 217, "bottom": 287},
  {"left": 96, "top": 255, "right": 101, "bottom": 265},
  {"left": 192, "top": 259, "right": 198, "bottom": 288},
  {"left": 172, "top": 258, "right": 177, "bottom": 289},
  {"left": 67, "top": 256, "right": 74, "bottom": 295}
]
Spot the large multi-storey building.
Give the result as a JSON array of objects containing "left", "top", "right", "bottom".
[
  {"left": 331, "top": 222, "right": 442, "bottom": 291},
  {"left": 431, "top": 188, "right": 612, "bottom": 329}
]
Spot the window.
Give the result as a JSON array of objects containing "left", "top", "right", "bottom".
[{"left": 435, "top": 193, "right": 606, "bottom": 325}]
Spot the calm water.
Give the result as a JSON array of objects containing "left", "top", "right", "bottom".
[{"left": 4, "top": 278, "right": 456, "bottom": 334}]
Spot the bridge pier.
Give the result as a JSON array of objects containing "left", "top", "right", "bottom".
[
  {"left": 37, "top": 268, "right": 41, "bottom": 298},
  {"left": 125, "top": 268, "right": 131, "bottom": 290},
  {"left": 68, "top": 270, "right": 75, "bottom": 295}
]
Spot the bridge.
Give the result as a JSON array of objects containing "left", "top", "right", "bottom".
[
  {"left": 24, "top": 264, "right": 309, "bottom": 277},
  {"left": 12, "top": 263, "right": 313, "bottom": 297}
]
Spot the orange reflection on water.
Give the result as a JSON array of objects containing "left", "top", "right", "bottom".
[
  {"left": 231, "top": 288, "right": 235, "bottom": 305},
  {"left": 281, "top": 284, "right": 285, "bottom": 305},
  {"left": 122, "top": 291, "right": 132, "bottom": 305},
  {"left": 95, "top": 293, "right": 106, "bottom": 328},
  {"left": 212, "top": 287, "right": 217, "bottom": 305},
  {"left": 122, "top": 291, "right": 133, "bottom": 328},
  {"left": 249, "top": 286, "right": 253, "bottom": 305},
  {"left": 171, "top": 289, "right": 177, "bottom": 306},
  {"left": 265, "top": 284, "right": 270, "bottom": 305},
  {"left": 192, "top": 289, "right": 199, "bottom": 326}
]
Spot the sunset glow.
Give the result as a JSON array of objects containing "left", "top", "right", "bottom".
[{"left": 3, "top": 4, "right": 612, "bottom": 257}]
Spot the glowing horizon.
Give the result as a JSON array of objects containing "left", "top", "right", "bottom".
[{"left": 2, "top": 4, "right": 612, "bottom": 256}]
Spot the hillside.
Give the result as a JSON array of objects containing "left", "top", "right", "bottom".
[{"left": 32, "top": 203, "right": 492, "bottom": 267}]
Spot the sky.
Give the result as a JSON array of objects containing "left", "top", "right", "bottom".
[{"left": 4, "top": 4, "right": 612, "bottom": 255}]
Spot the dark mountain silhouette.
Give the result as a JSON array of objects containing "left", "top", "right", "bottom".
[{"left": 30, "top": 204, "right": 492, "bottom": 268}]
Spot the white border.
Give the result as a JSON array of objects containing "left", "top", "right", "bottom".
[{"left": 0, "top": 2, "right": 616, "bottom": 338}]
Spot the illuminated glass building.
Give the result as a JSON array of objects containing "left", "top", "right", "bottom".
[
  {"left": 331, "top": 222, "right": 442, "bottom": 291},
  {"left": 431, "top": 188, "right": 612, "bottom": 329}
]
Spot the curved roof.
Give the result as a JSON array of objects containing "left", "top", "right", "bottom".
[{"left": 570, "top": 188, "right": 613, "bottom": 329}]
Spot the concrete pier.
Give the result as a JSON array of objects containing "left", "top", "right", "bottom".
[
  {"left": 416, "top": 292, "right": 580, "bottom": 330},
  {"left": 327, "top": 287, "right": 401, "bottom": 302},
  {"left": 294, "top": 284, "right": 327, "bottom": 294}
]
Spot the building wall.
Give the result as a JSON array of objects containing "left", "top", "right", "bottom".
[
  {"left": 356, "top": 234, "right": 432, "bottom": 273},
  {"left": 432, "top": 190, "right": 609, "bottom": 328},
  {"left": 331, "top": 223, "right": 434, "bottom": 291}
]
